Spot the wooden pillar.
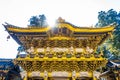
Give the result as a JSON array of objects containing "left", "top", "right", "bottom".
[
  {"left": 44, "top": 77, "right": 48, "bottom": 80},
  {"left": 23, "top": 76, "right": 27, "bottom": 80},
  {"left": 72, "top": 71, "right": 76, "bottom": 80},
  {"left": 44, "top": 70, "right": 48, "bottom": 80},
  {"left": 0, "top": 77, "right": 2, "bottom": 80},
  {"left": 92, "top": 72, "right": 97, "bottom": 80},
  {"left": 72, "top": 77, "right": 76, "bottom": 80},
  {"left": 93, "top": 76, "right": 97, "bottom": 80},
  {"left": 66, "top": 77, "right": 70, "bottom": 80},
  {"left": 23, "top": 71, "right": 27, "bottom": 80}
]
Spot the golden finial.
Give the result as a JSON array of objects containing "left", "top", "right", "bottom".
[{"left": 56, "top": 17, "right": 65, "bottom": 23}]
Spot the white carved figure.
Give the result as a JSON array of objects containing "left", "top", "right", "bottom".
[
  {"left": 53, "top": 47, "right": 59, "bottom": 52},
  {"left": 70, "top": 46, "right": 74, "bottom": 52},
  {"left": 30, "top": 47, "right": 34, "bottom": 53},
  {"left": 44, "top": 70, "right": 48, "bottom": 77},
  {"left": 46, "top": 47, "right": 50, "bottom": 52},
  {"left": 52, "top": 47, "right": 68, "bottom": 52},
  {"left": 75, "top": 48, "right": 84, "bottom": 52},
  {"left": 86, "top": 46, "right": 93, "bottom": 54},
  {"left": 72, "top": 70, "right": 76, "bottom": 77},
  {"left": 52, "top": 71, "right": 68, "bottom": 77},
  {"left": 20, "top": 71, "right": 27, "bottom": 79},
  {"left": 31, "top": 71, "right": 40, "bottom": 77},
  {"left": 37, "top": 48, "right": 44, "bottom": 52},
  {"left": 26, "top": 46, "right": 34, "bottom": 53}
]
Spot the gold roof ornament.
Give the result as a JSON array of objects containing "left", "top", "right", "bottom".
[{"left": 56, "top": 17, "right": 65, "bottom": 23}]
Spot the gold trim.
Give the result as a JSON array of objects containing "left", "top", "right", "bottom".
[
  {"left": 7, "top": 27, "right": 50, "bottom": 32},
  {"left": 49, "top": 36, "right": 74, "bottom": 40},
  {"left": 57, "top": 23, "right": 115, "bottom": 32},
  {"left": 16, "top": 56, "right": 107, "bottom": 61},
  {"left": 6, "top": 23, "right": 115, "bottom": 33}
]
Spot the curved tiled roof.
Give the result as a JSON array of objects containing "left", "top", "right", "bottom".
[{"left": 3, "top": 22, "right": 115, "bottom": 33}]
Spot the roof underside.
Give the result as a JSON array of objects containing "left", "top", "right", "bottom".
[{"left": 3, "top": 22, "right": 115, "bottom": 49}]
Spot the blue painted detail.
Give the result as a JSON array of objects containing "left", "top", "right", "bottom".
[
  {"left": 0, "top": 59, "right": 14, "bottom": 70},
  {"left": 106, "top": 61, "right": 120, "bottom": 70},
  {"left": 17, "top": 46, "right": 25, "bottom": 52}
]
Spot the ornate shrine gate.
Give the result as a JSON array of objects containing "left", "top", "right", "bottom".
[{"left": 3, "top": 17, "right": 115, "bottom": 80}]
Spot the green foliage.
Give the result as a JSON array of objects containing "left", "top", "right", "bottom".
[
  {"left": 28, "top": 14, "right": 48, "bottom": 27},
  {"left": 96, "top": 9, "right": 120, "bottom": 60},
  {"left": 96, "top": 9, "right": 118, "bottom": 27}
]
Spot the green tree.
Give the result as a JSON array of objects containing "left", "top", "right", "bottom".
[
  {"left": 96, "top": 9, "right": 120, "bottom": 60},
  {"left": 28, "top": 14, "right": 48, "bottom": 27}
]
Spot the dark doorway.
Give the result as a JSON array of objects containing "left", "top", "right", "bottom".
[{"left": 76, "top": 77, "right": 93, "bottom": 80}]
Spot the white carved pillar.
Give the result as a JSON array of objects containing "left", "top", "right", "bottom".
[
  {"left": 44, "top": 70, "right": 48, "bottom": 80},
  {"left": 72, "top": 71, "right": 76, "bottom": 80}
]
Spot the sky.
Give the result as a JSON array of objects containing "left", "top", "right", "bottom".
[{"left": 0, "top": 0, "right": 120, "bottom": 58}]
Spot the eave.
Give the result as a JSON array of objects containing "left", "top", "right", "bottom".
[
  {"left": 3, "top": 23, "right": 115, "bottom": 34},
  {"left": 57, "top": 23, "right": 115, "bottom": 33}
]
